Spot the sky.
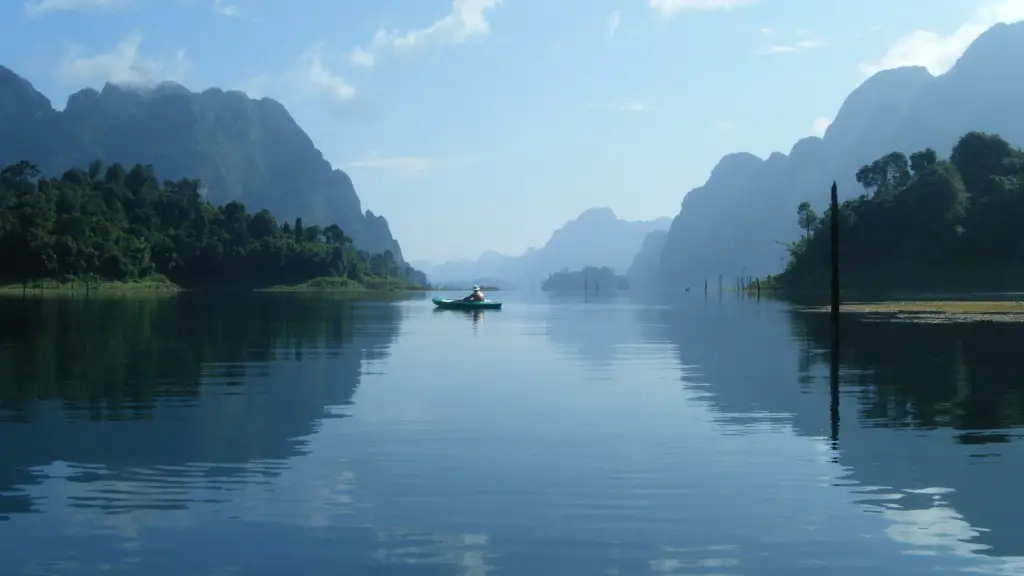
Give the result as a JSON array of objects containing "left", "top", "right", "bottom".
[{"left": 2, "top": 0, "right": 1024, "bottom": 263}]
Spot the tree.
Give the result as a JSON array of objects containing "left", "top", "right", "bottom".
[
  {"left": 796, "top": 201, "right": 818, "bottom": 239},
  {"left": 855, "top": 151, "right": 911, "bottom": 197},
  {"left": 909, "top": 148, "right": 938, "bottom": 174},
  {"left": 951, "top": 131, "right": 1014, "bottom": 197}
]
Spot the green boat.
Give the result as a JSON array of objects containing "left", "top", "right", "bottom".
[{"left": 432, "top": 297, "right": 502, "bottom": 310}]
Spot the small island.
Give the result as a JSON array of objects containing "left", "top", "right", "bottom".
[
  {"left": 541, "top": 266, "right": 627, "bottom": 293},
  {"left": 0, "top": 160, "right": 423, "bottom": 291}
]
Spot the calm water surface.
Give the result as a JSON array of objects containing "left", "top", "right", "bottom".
[{"left": 0, "top": 291, "right": 1022, "bottom": 575}]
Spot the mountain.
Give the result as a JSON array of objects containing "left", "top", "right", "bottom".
[
  {"left": 626, "top": 229, "right": 668, "bottom": 290},
  {"left": 418, "top": 207, "right": 671, "bottom": 289},
  {"left": 640, "top": 21, "right": 1024, "bottom": 289},
  {"left": 0, "top": 66, "right": 411, "bottom": 267}
]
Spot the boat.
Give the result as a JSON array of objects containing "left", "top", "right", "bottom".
[{"left": 432, "top": 297, "right": 502, "bottom": 310}]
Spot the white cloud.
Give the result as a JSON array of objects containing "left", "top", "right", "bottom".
[
  {"left": 348, "top": 47, "right": 375, "bottom": 67},
  {"left": 300, "top": 44, "right": 355, "bottom": 101},
  {"left": 24, "top": 0, "right": 127, "bottom": 15},
  {"left": 716, "top": 120, "right": 734, "bottom": 130},
  {"left": 859, "top": 0, "right": 1024, "bottom": 76},
  {"left": 606, "top": 9, "right": 621, "bottom": 39},
  {"left": 212, "top": 0, "right": 239, "bottom": 17},
  {"left": 56, "top": 33, "right": 189, "bottom": 86},
  {"left": 759, "top": 27, "right": 775, "bottom": 35},
  {"left": 755, "top": 35, "right": 826, "bottom": 55},
  {"left": 349, "top": 0, "right": 501, "bottom": 66},
  {"left": 810, "top": 116, "right": 831, "bottom": 136},
  {"left": 648, "top": 0, "right": 754, "bottom": 19}
]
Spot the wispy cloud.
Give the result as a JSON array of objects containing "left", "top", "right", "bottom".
[
  {"left": 754, "top": 33, "right": 826, "bottom": 55},
  {"left": 346, "top": 153, "right": 434, "bottom": 177},
  {"left": 348, "top": 47, "right": 375, "bottom": 67},
  {"left": 858, "top": 0, "right": 1024, "bottom": 76},
  {"left": 587, "top": 100, "right": 656, "bottom": 113},
  {"left": 343, "top": 153, "right": 476, "bottom": 179},
  {"left": 648, "top": 0, "right": 754, "bottom": 19},
  {"left": 55, "top": 32, "right": 188, "bottom": 86},
  {"left": 237, "top": 73, "right": 272, "bottom": 99},
  {"left": 853, "top": 24, "right": 883, "bottom": 38},
  {"left": 212, "top": 0, "right": 238, "bottom": 17},
  {"left": 236, "top": 46, "right": 356, "bottom": 105},
  {"left": 24, "top": 0, "right": 128, "bottom": 15},
  {"left": 349, "top": 0, "right": 501, "bottom": 67},
  {"left": 606, "top": 9, "right": 621, "bottom": 39},
  {"left": 300, "top": 44, "right": 355, "bottom": 101},
  {"left": 759, "top": 27, "right": 775, "bottom": 35},
  {"left": 716, "top": 120, "right": 734, "bottom": 130},
  {"left": 810, "top": 117, "right": 831, "bottom": 137}
]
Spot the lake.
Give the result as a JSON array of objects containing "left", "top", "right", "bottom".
[{"left": 0, "top": 291, "right": 1022, "bottom": 575}]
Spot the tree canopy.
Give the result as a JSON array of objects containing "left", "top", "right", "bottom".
[
  {"left": 773, "top": 131, "right": 1024, "bottom": 292},
  {"left": 0, "top": 160, "right": 422, "bottom": 289}
]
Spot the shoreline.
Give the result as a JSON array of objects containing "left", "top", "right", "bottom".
[{"left": 0, "top": 276, "right": 427, "bottom": 296}]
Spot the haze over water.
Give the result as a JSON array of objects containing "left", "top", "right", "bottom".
[{"left": 0, "top": 292, "right": 1022, "bottom": 575}]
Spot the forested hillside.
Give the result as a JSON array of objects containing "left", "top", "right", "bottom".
[
  {"left": 0, "top": 160, "right": 420, "bottom": 290},
  {"left": 773, "top": 131, "right": 1024, "bottom": 292}
]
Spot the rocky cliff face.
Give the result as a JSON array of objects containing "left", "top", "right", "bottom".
[{"left": 0, "top": 67, "right": 407, "bottom": 262}]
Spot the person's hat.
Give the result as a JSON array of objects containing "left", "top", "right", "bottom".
[{"left": 472, "top": 285, "right": 480, "bottom": 291}]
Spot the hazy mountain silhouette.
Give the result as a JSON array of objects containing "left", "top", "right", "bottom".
[
  {"left": 0, "top": 67, "right": 408, "bottom": 262},
  {"left": 417, "top": 207, "right": 670, "bottom": 289},
  {"left": 626, "top": 230, "right": 668, "bottom": 290},
  {"left": 637, "top": 22, "right": 1024, "bottom": 289}
]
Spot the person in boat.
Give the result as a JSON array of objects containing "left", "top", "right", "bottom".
[{"left": 462, "top": 285, "right": 485, "bottom": 302}]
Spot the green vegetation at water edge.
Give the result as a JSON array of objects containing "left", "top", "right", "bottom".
[
  {"left": 0, "top": 160, "right": 422, "bottom": 291},
  {"left": 542, "top": 266, "right": 628, "bottom": 292},
  {"left": 766, "top": 131, "right": 1024, "bottom": 293}
]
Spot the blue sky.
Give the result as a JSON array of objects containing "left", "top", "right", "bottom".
[{"left": 2, "top": 0, "right": 1023, "bottom": 262}]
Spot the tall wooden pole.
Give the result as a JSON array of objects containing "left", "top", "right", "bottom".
[{"left": 829, "top": 180, "right": 841, "bottom": 449}]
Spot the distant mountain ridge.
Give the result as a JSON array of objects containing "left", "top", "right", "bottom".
[
  {"left": 632, "top": 21, "right": 1024, "bottom": 289},
  {"left": 417, "top": 207, "right": 671, "bottom": 289},
  {"left": 0, "top": 67, "right": 414, "bottom": 272}
]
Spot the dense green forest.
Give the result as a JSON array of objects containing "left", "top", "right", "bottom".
[
  {"left": 0, "top": 160, "right": 423, "bottom": 289},
  {"left": 772, "top": 131, "right": 1024, "bottom": 292},
  {"left": 541, "top": 266, "right": 628, "bottom": 292}
]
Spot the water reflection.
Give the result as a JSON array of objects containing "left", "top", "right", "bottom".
[
  {"left": 432, "top": 307, "right": 489, "bottom": 335},
  {"left": 790, "top": 309, "right": 1024, "bottom": 561},
  {"left": 633, "top": 294, "right": 1024, "bottom": 568},
  {"left": 5, "top": 290, "right": 1024, "bottom": 574},
  {"left": 541, "top": 296, "right": 649, "bottom": 367},
  {"left": 0, "top": 292, "right": 404, "bottom": 519}
]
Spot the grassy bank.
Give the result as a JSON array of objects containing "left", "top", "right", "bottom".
[
  {"left": 0, "top": 275, "right": 180, "bottom": 294},
  {"left": 802, "top": 300, "right": 1024, "bottom": 323},
  {"left": 261, "top": 276, "right": 420, "bottom": 292}
]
